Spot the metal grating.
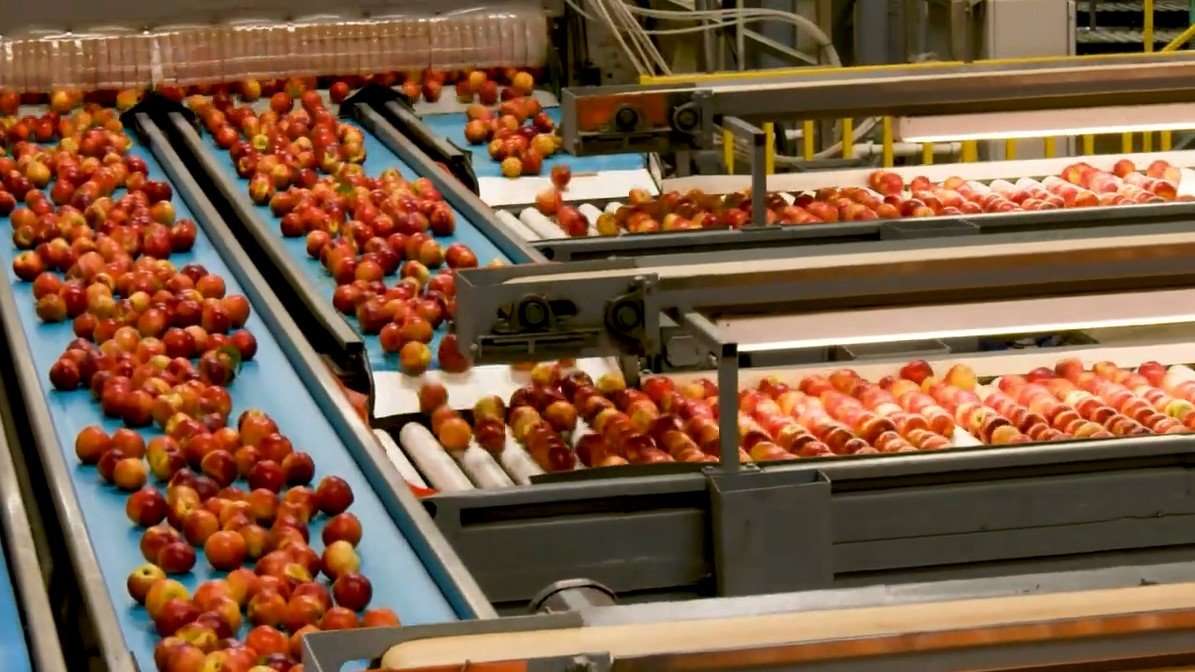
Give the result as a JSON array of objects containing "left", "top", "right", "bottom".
[
  {"left": 1079, "top": 0, "right": 1189, "bottom": 11},
  {"left": 1077, "top": 27, "right": 1186, "bottom": 43}
]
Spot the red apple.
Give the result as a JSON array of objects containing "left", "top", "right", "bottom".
[
  {"left": 315, "top": 476, "right": 354, "bottom": 515},
  {"left": 321, "top": 512, "right": 363, "bottom": 547},
  {"left": 332, "top": 572, "right": 372, "bottom": 611},
  {"left": 126, "top": 486, "right": 168, "bottom": 526},
  {"left": 127, "top": 562, "right": 167, "bottom": 604}
]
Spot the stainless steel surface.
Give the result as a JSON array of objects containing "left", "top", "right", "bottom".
[
  {"left": 578, "top": 561, "right": 1195, "bottom": 627},
  {"left": 139, "top": 114, "right": 497, "bottom": 620},
  {"left": 716, "top": 287, "right": 1195, "bottom": 352},
  {"left": 458, "top": 221, "right": 1195, "bottom": 368},
  {"left": 562, "top": 51, "right": 1195, "bottom": 154}
]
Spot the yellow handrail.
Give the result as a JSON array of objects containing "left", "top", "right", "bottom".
[
  {"left": 881, "top": 117, "right": 894, "bottom": 167},
  {"left": 1163, "top": 24, "right": 1195, "bottom": 52},
  {"left": 722, "top": 128, "right": 734, "bottom": 172},
  {"left": 762, "top": 122, "right": 775, "bottom": 174}
]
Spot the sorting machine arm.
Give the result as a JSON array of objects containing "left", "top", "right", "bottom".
[{"left": 560, "top": 51, "right": 1195, "bottom": 156}]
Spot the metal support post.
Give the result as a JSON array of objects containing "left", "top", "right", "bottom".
[
  {"left": 722, "top": 116, "right": 768, "bottom": 228},
  {"left": 676, "top": 311, "right": 741, "bottom": 471}
]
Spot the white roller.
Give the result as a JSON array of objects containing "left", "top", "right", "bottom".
[
  {"left": 1167, "top": 364, "right": 1195, "bottom": 386},
  {"left": 497, "top": 434, "right": 545, "bottom": 485},
  {"left": 950, "top": 426, "right": 983, "bottom": 447},
  {"left": 453, "top": 441, "right": 515, "bottom": 489},
  {"left": 965, "top": 180, "right": 991, "bottom": 196},
  {"left": 604, "top": 201, "right": 624, "bottom": 214},
  {"left": 373, "top": 429, "right": 428, "bottom": 488},
  {"left": 578, "top": 202, "right": 604, "bottom": 236},
  {"left": 398, "top": 423, "right": 475, "bottom": 493},
  {"left": 567, "top": 418, "right": 599, "bottom": 470},
  {"left": 578, "top": 203, "right": 604, "bottom": 223},
  {"left": 497, "top": 209, "right": 540, "bottom": 241},
  {"left": 776, "top": 192, "right": 795, "bottom": 204},
  {"left": 519, "top": 207, "right": 566, "bottom": 239}
]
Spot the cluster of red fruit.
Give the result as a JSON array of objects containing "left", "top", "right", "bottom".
[
  {"left": 0, "top": 103, "right": 399, "bottom": 672},
  {"left": 981, "top": 359, "right": 1195, "bottom": 439},
  {"left": 449, "top": 357, "right": 1195, "bottom": 474},
  {"left": 462, "top": 96, "right": 563, "bottom": 179},
  {"left": 415, "top": 383, "right": 479, "bottom": 453},
  {"left": 576, "top": 187, "right": 755, "bottom": 236},
  {"left": 530, "top": 158, "right": 1187, "bottom": 237},
  {"left": 774, "top": 159, "right": 1186, "bottom": 225},
  {"left": 192, "top": 87, "right": 367, "bottom": 199},
  {"left": 450, "top": 68, "right": 537, "bottom": 106},
  {"left": 360, "top": 66, "right": 538, "bottom": 106},
  {"left": 189, "top": 81, "right": 482, "bottom": 376}
]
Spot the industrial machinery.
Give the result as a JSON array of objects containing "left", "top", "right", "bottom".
[{"left": 9, "top": 1, "right": 1195, "bottom": 671}]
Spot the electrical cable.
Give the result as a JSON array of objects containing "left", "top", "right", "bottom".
[{"left": 563, "top": 0, "right": 869, "bottom": 162}]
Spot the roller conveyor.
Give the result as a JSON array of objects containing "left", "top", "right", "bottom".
[
  {"left": 497, "top": 149, "right": 1195, "bottom": 261},
  {"left": 14, "top": 37, "right": 1195, "bottom": 672},
  {"left": 155, "top": 90, "right": 554, "bottom": 425},
  {"left": 420, "top": 102, "right": 654, "bottom": 208},
  {"left": 0, "top": 107, "right": 491, "bottom": 671},
  {"left": 179, "top": 104, "right": 516, "bottom": 371}
]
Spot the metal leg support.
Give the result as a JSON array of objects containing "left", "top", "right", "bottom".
[
  {"left": 675, "top": 311, "right": 833, "bottom": 597},
  {"left": 722, "top": 116, "right": 768, "bottom": 228}
]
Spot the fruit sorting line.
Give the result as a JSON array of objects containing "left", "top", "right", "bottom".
[
  {"left": 399, "top": 334, "right": 1195, "bottom": 606},
  {"left": 189, "top": 110, "right": 512, "bottom": 377},
  {"left": 421, "top": 106, "right": 654, "bottom": 207},
  {"left": 496, "top": 155, "right": 1195, "bottom": 262},
  {"left": 0, "top": 108, "right": 490, "bottom": 672}
]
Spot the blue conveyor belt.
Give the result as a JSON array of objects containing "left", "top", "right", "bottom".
[
  {"left": 0, "top": 538, "right": 32, "bottom": 672},
  {"left": 421, "top": 108, "right": 646, "bottom": 177},
  {"left": 1, "top": 136, "right": 459, "bottom": 671},
  {"left": 201, "top": 120, "right": 510, "bottom": 373}
]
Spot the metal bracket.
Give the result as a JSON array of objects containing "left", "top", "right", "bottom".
[
  {"left": 675, "top": 311, "right": 742, "bottom": 470},
  {"left": 721, "top": 116, "right": 768, "bottom": 228},
  {"left": 455, "top": 261, "right": 663, "bottom": 364}
]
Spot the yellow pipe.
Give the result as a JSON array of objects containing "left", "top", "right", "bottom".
[
  {"left": 1043, "top": 137, "right": 1056, "bottom": 158},
  {"left": 921, "top": 143, "right": 934, "bottom": 165},
  {"left": 1145, "top": 0, "right": 1155, "bottom": 52},
  {"left": 762, "top": 122, "right": 775, "bottom": 174},
  {"left": 1004, "top": 139, "right": 1017, "bottom": 160},
  {"left": 1162, "top": 24, "right": 1195, "bottom": 52},
  {"left": 1082, "top": 134, "right": 1095, "bottom": 155},
  {"left": 722, "top": 128, "right": 734, "bottom": 172},
  {"left": 802, "top": 121, "right": 815, "bottom": 160},
  {"left": 961, "top": 140, "right": 978, "bottom": 162},
  {"left": 1122, "top": 132, "right": 1134, "bottom": 153},
  {"left": 881, "top": 117, "right": 894, "bottom": 168},
  {"left": 842, "top": 118, "right": 854, "bottom": 159},
  {"left": 1143, "top": 132, "right": 1153, "bottom": 152},
  {"left": 1162, "top": 130, "right": 1174, "bottom": 150}
]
